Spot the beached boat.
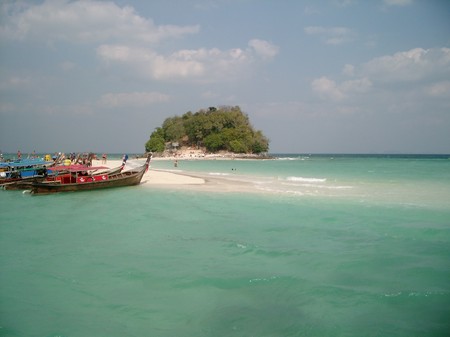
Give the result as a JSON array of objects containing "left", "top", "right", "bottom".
[
  {"left": 94, "top": 163, "right": 125, "bottom": 176},
  {"left": 30, "top": 154, "right": 151, "bottom": 194}
]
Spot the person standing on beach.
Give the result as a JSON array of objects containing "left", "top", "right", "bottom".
[
  {"left": 102, "top": 153, "right": 107, "bottom": 164},
  {"left": 122, "top": 154, "right": 128, "bottom": 165}
]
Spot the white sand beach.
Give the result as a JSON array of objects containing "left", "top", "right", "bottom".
[
  {"left": 91, "top": 158, "right": 254, "bottom": 193},
  {"left": 92, "top": 159, "right": 205, "bottom": 186}
]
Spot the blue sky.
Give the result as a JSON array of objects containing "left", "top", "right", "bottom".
[{"left": 1, "top": 0, "right": 449, "bottom": 154}]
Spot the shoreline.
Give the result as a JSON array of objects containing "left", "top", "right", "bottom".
[
  {"left": 93, "top": 159, "right": 206, "bottom": 186},
  {"left": 92, "top": 158, "right": 258, "bottom": 193},
  {"left": 150, "top": 153, "right": 273, "bottom": 161}
]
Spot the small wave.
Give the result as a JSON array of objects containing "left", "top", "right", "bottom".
[
  {"left": 277, "top": 157, "right": 298, "bottom": 161},
  {"left": 209, "top": 172, "right": 230, "bottom": 176},
  {"left": 384, "top": 290, "right": 448, "bottom": 298},
  {"left": 384, "top": 292, "right": 402, "bottom": 297},
  {"left": 281, "top": 182, "right": 353, "bottom": 190},
  {"left": 286, "top": 176, "right": 326, "bottom": 183},
  {"left": 327, "top": 185, "right": 353, "bottom": 190},
  {"left": 256, "top": 186, "right": 305, "bottom": 196},
  {"left": 249, "top": 276, "right": 279, "bottom": 283},
  {"left": 276, "top": 156, "right": 309, "bottom": 161}
]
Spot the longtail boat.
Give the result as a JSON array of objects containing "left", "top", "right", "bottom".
[
  {"left": 0, "top": 158, "right": 53, "bottom": 187},
  {"left": 30, "top": 154, "right": 151, "bottom": 194},
  {"left": 95, "top": 164, "right": 125, "bottom": 176},
  {"left": 2, "top": 163, "right": 125, "bottom": 191}
]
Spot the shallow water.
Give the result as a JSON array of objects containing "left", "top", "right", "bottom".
[
  {"left": 1, "top": 155, "right": 449, "bottom": 336},
  {"left": 150, "top": 154, "right": 450, "bottom": 209}
]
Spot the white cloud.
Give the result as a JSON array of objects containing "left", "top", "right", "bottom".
[
  {"left": 201, "top": 90, "right": 219, "bottom": 99},
  {"left": 1, "top": 1, "right": 278, "bottom": 84},
  {"left": 341, "top": 77, "right": 372, "bottom": 93},
  {"left": 311, "top": 77, "right": 345, "bottom": 101},
  {"left": 311, "top": 76, "right": 372, "bottom": 101},
  {"left": 59, "top": 61, "right": 76, "bottom": 71},
  {"left": 97, "top": 45, "right": 136, "bottom": 62},
  {"left": 97, "top": 39, "right": 279, "bottom": 82},
  {"left": 0, "top": 76, "right": 31, "bottom": 90},
  {"left": 360, "top": 47, "right": 450, "bottom": 82},
  {"left": 0, "top": 0, "right": 199, "bottom": 44},
  {"left": 96, "top": 44, "right": 205, "bottom": 80},
  {"left": 248, "top": 39, "right": 279, "bottom": 60},
  {"left": 313, "top": 46, "right": 450, "bottom": 113},
  {"left": 8, "top": 76, "right": 30, "bottom": 87},
  {"left": 425, "top": 81, "right": 450, "bottom": 97},
  {"left": 98, "top": 92, "right": 170, "bottom": 109},
  {"left": 153, "top": 52, "right": 205, "bottom": 80},
  {"left": 333, "top": 0, "right": 357, "bottom": 7},
  {"left": 0, "top": 102, "right": 16, "bottom": 113},
  {"left": 304, "top": 6, "right": 320, "bottom": 15},
  {"left": 383, "top": 0, "right": 413, "bottom": 6},
  {"left": 304, "top": 26, "right": 356, "bottom": 45},
  {"left": 33, "top": 103, "right": 95, "bottom": 116},
  {"left": 342, "top": 64, "right": 355, "bottom": 76}
]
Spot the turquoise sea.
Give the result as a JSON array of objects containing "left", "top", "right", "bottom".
[{"left": 1, "top": 154, "right": 449, "bottom": 337}]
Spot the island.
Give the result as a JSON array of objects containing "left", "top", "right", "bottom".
[{"left": 145, "top": 106, "right": 270, "bottom": 159}]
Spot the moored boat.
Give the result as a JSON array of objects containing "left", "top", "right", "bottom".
[
  {"left": 0, "top": 158, "right": 53, "bottom": 187},
  {"left": 30, "top": 154, "right": 151, "bottom": 194},
  {"left": 93, "top": 163, "right": 125, "bottom": 176},
  {"left": 2, "top": 163, "right": 125, "bottom": 191}
]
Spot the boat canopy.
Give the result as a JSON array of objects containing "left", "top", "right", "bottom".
[
  {"left": 0, "top": 159, "right": 53, "bottom": 168},
  {"left": 48, "top": 165, "right": 109, "bottom": 172}
]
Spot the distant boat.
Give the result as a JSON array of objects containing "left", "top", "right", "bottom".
[{"left": 29, "top": 154, "right": 151, "bottom": 194}]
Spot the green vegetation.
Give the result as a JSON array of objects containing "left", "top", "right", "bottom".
[{"left": 145, "top": 106, "right": 269, "bottom": 154}]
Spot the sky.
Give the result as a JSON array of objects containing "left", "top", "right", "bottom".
[{"left": 1, "top": 0, "right": 449, "bottom": 154}]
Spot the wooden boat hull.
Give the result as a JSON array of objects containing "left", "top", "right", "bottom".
[
  {"left": 95, "top": 164, "right": 124, "bottom": 176},
  {"left": 30, "top": 155, "right": 151, "bottom": 194},
  {"left": 0, "top": 172, "right": 48, "bottom": 186},
  {"left": 2, "top": 165, "right": 124, "bottom": 191},
  {"left": 0, "top": 159, "right": 53, "bottom": 184},
  {"left": 31, "top": 168, "right": 145, "bottom": 194},
  {"left": 2, "top": 177, "right": 44, "bottom": 190}
]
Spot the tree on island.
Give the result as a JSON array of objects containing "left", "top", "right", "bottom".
[{"left": 145, "top": 106, "right": 269, "bottom": 155}]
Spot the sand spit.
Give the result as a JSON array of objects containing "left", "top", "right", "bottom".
[{"left": 91, "top": 158, "right": 256, "bottom": 193}]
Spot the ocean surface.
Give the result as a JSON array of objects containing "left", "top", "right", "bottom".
[{"left": 1, "top": 154, "right": 449, "bottom": 337}]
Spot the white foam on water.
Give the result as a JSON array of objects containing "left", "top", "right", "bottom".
[
  {"left": 208, "top": 172, "right": 230, "bottom": 176},
  {"left": 281, "top": 182, "right": 353, "bottom": 190},
  {"left": 285, "top": 176, "right": 327, "bottom": 183}
]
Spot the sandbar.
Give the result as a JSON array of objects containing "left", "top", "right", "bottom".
[
  {"left": 91, "top": 158, "right": 254, "bottom": 193},
  {"left": 92, "top": 159, "right": 205, "bottom": 186}
]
